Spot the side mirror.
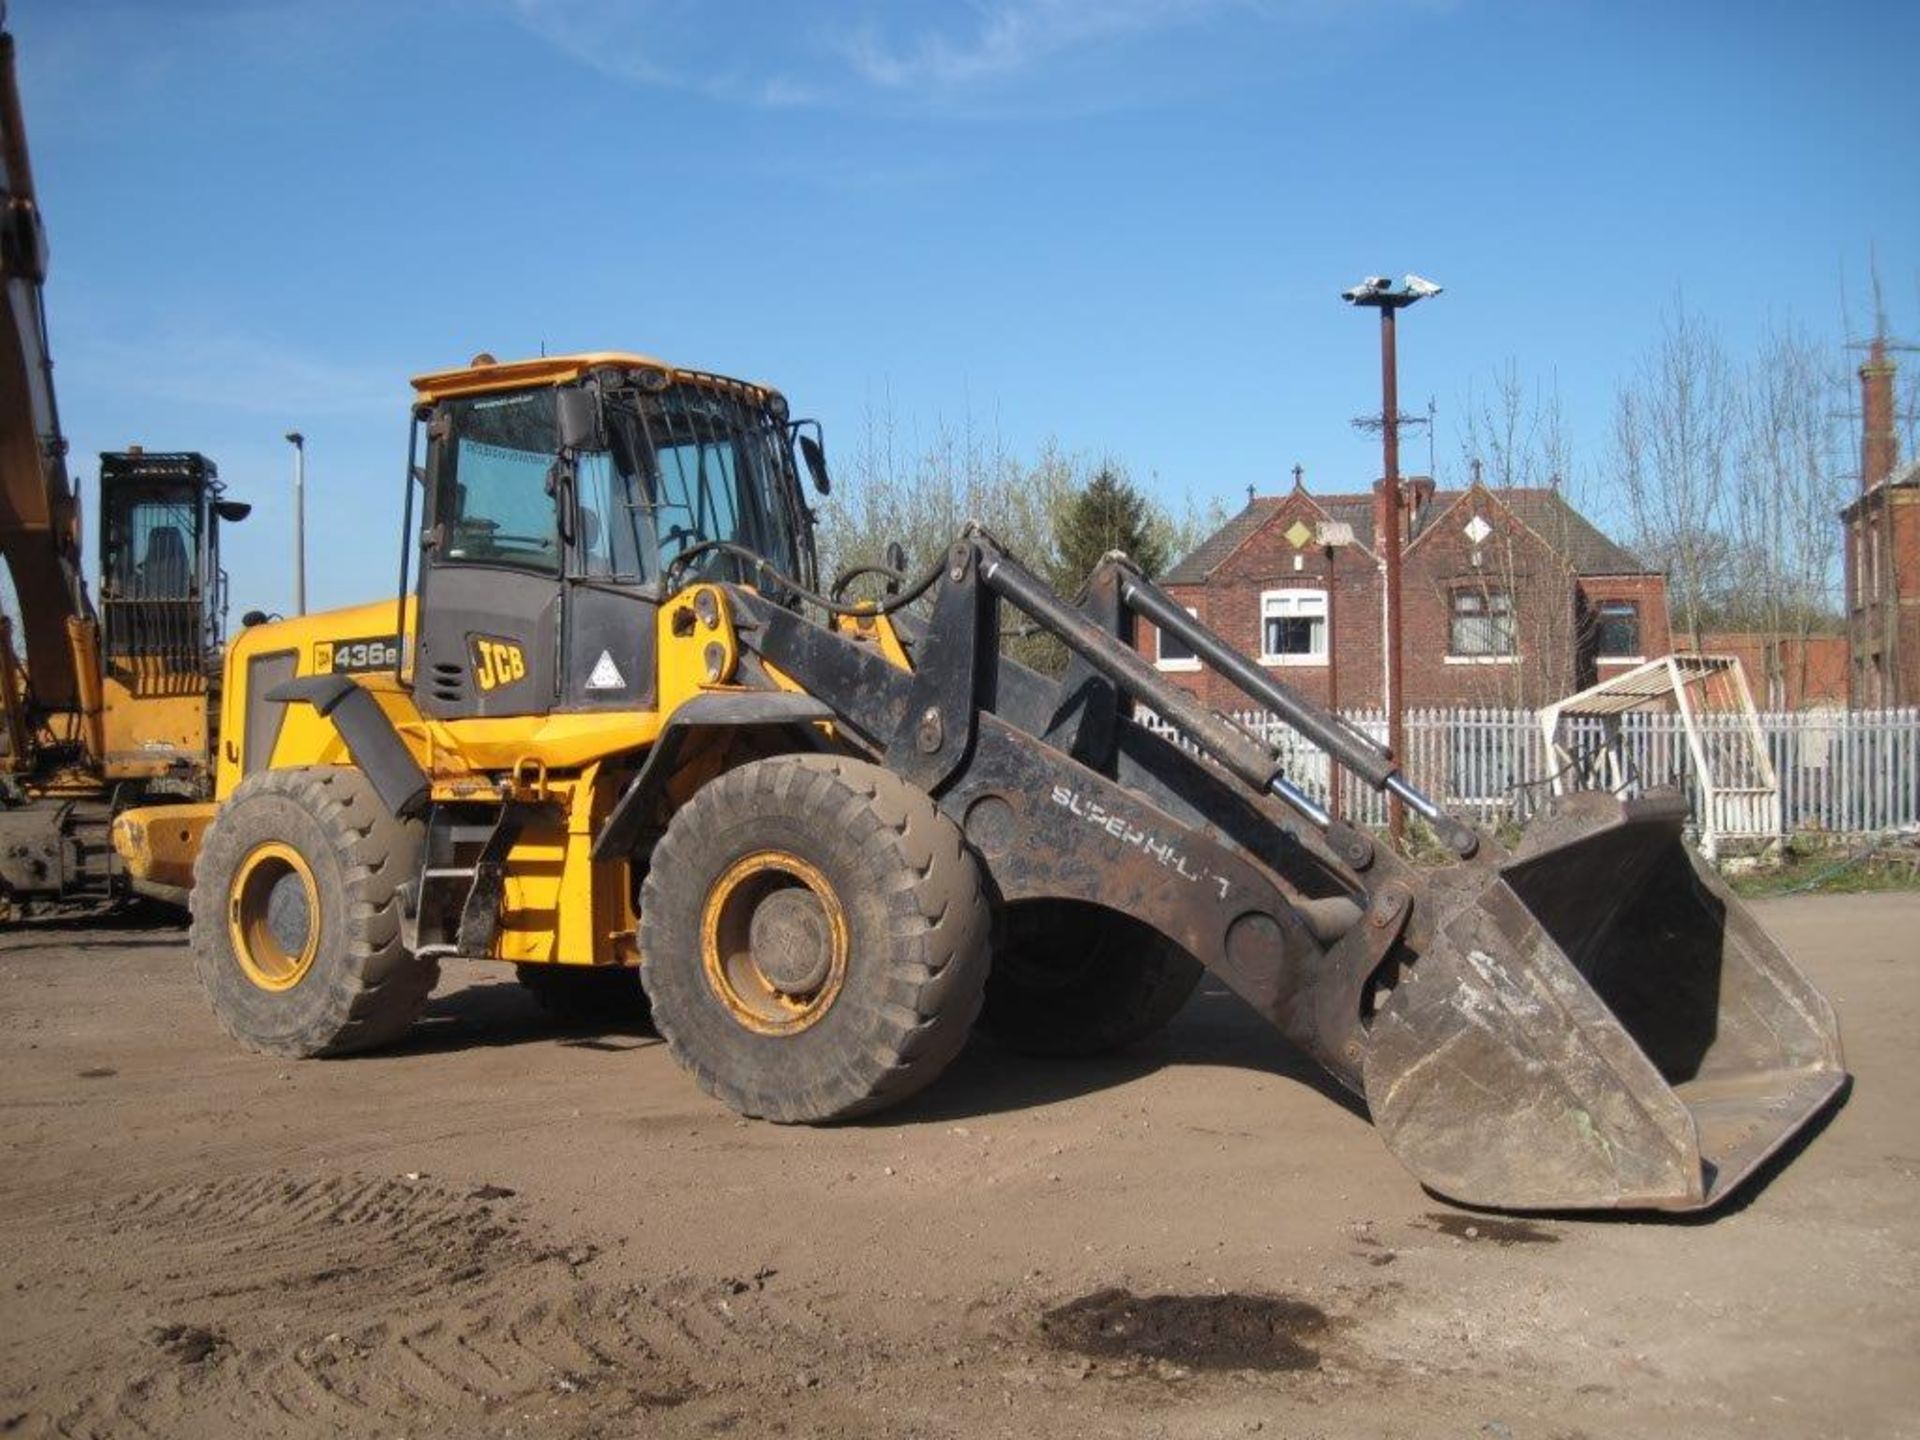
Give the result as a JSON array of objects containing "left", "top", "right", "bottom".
[
  {"left": 214, "top": 500, "right": 252, "bottom": 523},
  {"left": 556, "top": 387, "right": 604, "bottom": 451},
  {"left": 792, "top": 422, "right": 830, "bottom": 496},
  {"left": 240, "top": 610, "right": 269, "bottom": 627}
]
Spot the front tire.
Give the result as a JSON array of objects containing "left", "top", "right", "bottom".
[
  {"left": 189, "top": 766, "right": 434, "bottom": 1057},
  {"left": 639, "top": 755, "right": 991, "bottom": 1122}
]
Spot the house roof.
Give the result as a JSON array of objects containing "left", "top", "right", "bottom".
[
  {"left": 1163, "top": 497, "right": 1285, "bottom": 584},
  {"left": 1840, "top": 457, "right": 1920, "bottom": 520},
  {"left": 1164, "top": 484, "right": 1651, "bottom": 584}
]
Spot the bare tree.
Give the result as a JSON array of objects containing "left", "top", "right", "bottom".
[
  {"left": 815, "top": 395, "right": 1071, "bottom": 594},
  {"left": 819, "top": 396, "right": 1215, "bottom": 597},
  {"left": 1455, "top": 363, "right": 1584, "bottom": 709},
  {"left": 816, "top": 401, "right": 1216, "bottom": 671},
  {"left": 1614, "top": 301, "right": 1740, "bottom": 650},
  {"left": 1116, "top": 473, "right": 1227, "bottom": 585},
  {"left": 1724, "top": 322, "right": 1850, "bottom": 704},
  {"left": 1461, "top": 360, "right": 1573, "bottom": 493}
]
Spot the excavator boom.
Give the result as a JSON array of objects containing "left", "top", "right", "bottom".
[
  {"left": 0, "top": 11, "right": 242, "bottom": 915},
  {"left": 0, "top": 17, "right": 90, "bottom": 717}
]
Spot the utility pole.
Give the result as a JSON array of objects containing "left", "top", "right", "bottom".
[
  {"left": 284, "top": 431, "right": 306, "bottom": 615},
  {"left": 1342, "top": 274, "right": 1441, "bottom": 846},
  {"left": 1316, "top": 517, "right": 1355, "bottom": 820}
]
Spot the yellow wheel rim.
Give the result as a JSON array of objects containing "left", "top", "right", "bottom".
[
  {"left": 700, "top": 850, "right": 849, "bottom": 1036},
  {"left": 227, "top": 842, "right": 321, "bottom": 992}
]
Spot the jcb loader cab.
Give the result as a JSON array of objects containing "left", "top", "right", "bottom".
[{"left": 121, "top": 351, "right": 1848, "bottom": 1213}]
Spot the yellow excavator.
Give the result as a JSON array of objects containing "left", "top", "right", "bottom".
[
  {"left": 113, "top": 347, "right": 1848, "bottom": 1213},
  {"left": 0, "top": 12, "right": 247, "bottom": 916}
]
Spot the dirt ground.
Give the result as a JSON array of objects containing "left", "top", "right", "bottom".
[{"left": 1, "top": 892, "right": 1914, "bottom": 1440}]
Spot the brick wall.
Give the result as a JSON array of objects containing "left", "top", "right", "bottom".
[
  {"left": 1694, "top": 632, "right": 1849, "bottom": 710},
  {"left": 1844, "top": 485, "right": 1920, "bottom": 707}
]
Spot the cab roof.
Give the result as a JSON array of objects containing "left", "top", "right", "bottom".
[{"left": 410, "top": 351, "right": 784, "bottom": 407}]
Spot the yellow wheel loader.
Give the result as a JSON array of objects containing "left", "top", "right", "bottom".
[{"left": 117, "top": 350, "right": 1849, "bottom": 1212}]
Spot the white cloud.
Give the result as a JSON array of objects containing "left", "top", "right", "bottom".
[
  {"left": 833, "top": 0, "right": 1225, "bottom": 92},
  {"left": 503, "top": 0, "right": 1280, "bottom": 113}
]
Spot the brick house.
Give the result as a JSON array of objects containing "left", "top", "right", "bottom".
[
  {"left": 1140, "top": 472, "right": 1671, "bottom": 711},
  {"left": 1842, "top": 338, "right": 1919, "bottom": 708}
]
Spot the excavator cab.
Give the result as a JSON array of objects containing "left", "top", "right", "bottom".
[{"left": 95, "top": 449, "right": 248, "bottom": 783}]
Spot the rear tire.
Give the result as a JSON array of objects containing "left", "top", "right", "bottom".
[
  {"left": 978, "top": 901, "right": 1202, "bottom": 1057},
  {"left": 516, "top": 964, "right": 653, "bottom": 1029},
  {"left": 639, "top": 755, "right": 991, "bottom": 1122},
  {"left": 189, "top": 766, "right": 434, "bottom": 1057}
]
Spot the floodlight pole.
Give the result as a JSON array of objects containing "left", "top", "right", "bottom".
[
  {"left": 1379, "top": 303, "right": 1404, "bottom": 843},
  {"left": 1344, "top": 277, "right": 1437, "bottom": 847},
  {"left": 1315, "top": 514, "right": 1354, "bottom": 822},
  {"left": 284, "top": 431, "right": 306, "bottom": 616}
]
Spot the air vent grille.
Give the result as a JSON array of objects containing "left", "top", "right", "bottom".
[{"left": 430, "top": 659, "right": 465, "bottom": 702}]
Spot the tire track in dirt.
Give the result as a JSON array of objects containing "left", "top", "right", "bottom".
[{"left": 2, "top": 1171, "right": 698, "bottom": 1438}]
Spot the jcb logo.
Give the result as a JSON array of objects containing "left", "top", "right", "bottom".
[{"left": 471, "top": 636, "right": 527, "bottom": 692}]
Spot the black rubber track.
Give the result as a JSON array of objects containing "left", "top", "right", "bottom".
[
  {"left": 190, "top": 766, "right": 434, "bottom": 1057},
  {"left": 638, "top": 754, "right": 992, "bottom": 1123},
  {"left": 977, "top": 900, "right": 1203, "bottom": 1058}
]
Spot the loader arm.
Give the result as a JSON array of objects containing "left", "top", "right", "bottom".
[{"left": 732, "top": 531, "right": 1847, "bottom": 1212}]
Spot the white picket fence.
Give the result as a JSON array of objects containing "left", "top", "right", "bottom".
[{"left": 1138, "top": 704, "right": 1920, "bottom": 840}]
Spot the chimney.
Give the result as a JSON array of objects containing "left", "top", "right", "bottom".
[
  {"left": 1370, "top": 478, "right": 1420, "bottom": 546},
  {"left": 1407, "top": 475, "right": 1436, "bottom": 536},
  {"left": 1861, "top": 336, "right": 1897, "bottom": 493}
]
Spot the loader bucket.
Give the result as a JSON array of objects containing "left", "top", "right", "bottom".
[{"left": 1362, "top": 790, "right": 1847, "bottom": 1212}]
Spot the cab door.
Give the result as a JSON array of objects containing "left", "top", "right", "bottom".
[
  {"left": 557, "top": 447, "right": 656, "bottom": 712},
  {"left": 412, "top": 390, "right": 564, "bottom": 720}
]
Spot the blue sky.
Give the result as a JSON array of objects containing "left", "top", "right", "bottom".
[{"left": 14, "top": 0, "right": 1919, "bottom": 616}]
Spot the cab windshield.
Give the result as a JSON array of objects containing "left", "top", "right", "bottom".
[
  {"left": 429, "top": 379, "right": 813, "bottom": 593},
  {"left": 105, "top": 485, "right": 199, "bottom": 600},
  {"left": 596, "top": 382, "right": 812, "bottom": 592}
]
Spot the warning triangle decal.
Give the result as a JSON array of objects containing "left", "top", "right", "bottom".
[{"left": 585, "top": 650, "right": 626, "bottom": 690}]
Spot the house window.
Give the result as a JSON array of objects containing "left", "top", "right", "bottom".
[
  {"left": 1155, "top": 608, "right": 1200, "bottom": 671},
  {"left": 1260, "top": 589, "right": 1327, "bottom": 665},
  {"left": 1595, "top": 600, "right": 1641, "bottom": 659},
  {"left": 1449, "top": 586, "right": 1514, "bottom": 657}
]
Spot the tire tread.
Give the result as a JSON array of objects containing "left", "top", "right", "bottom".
[{"left": 640, "top": 754, "right": 990, "bottom": 1122}]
